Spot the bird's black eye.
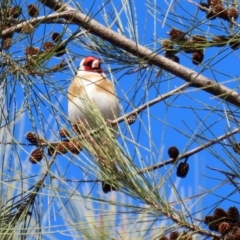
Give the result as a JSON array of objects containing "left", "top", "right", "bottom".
[{"left": 83, "top": 62, "right": 91, "bottom": 66}]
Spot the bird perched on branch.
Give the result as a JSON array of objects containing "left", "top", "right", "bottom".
[{"left": 68, "top": 56, "right": 120, "bottom": 193}]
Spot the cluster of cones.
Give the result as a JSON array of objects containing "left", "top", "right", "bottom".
[
  {"left": 25, "top": 32, "right": 66, "bottom": 70},
  {"left": 168, "top": 146, "right": 189, "bottom": 178},
  {"left": 204, "top": 206, "right": 240, "bottom": 239},
  {"left": 159, "top": 206, "right": 240, "bottom": 239},
  {"left": 1, "top": 5, "right": 39, "bottom": 50},
  {"left": 26, "top": 128, "right": 82, "bottom": 164},
  {"left": 164, "top": 29, "right": 206, "bottom": 65},
  {"left": 1, "top": 4, "right": 67, "bottom": 71},
  {"left": 163, "top": 25, "right": 240, "bottom": 66},
  {"left": 200, "top": 0, "right": 239, "bottom": 21}
]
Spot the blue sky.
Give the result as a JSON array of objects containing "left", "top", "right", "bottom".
[{"left": 4, "top": 0, "right": 240, "bottom": 239}]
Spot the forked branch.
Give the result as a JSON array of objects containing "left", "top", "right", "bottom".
[{"left": 29, "top": 0, "right": 240, "bottom": 108}]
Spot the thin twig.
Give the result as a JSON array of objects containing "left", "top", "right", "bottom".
[
  {"left": 195, "top": 134, "right": 232, "bottom": 147},
  {"left": 226, "top": 175, "right": 240, "bottom": 193},
  {"left": 110, "top": 82, "right": 191, "bottom": 125},
  {"left": 2, "top": 12, "right": 70, "bottom": 36},
  {"left": 29, "top": 57, "right": 76, "bottom": 75},
  {"left": 35, "top": 0, "right": 240, "bottom": 107},
  {"left": 139, "top": 127, "right": 240, "bottom": 173},
  {"left": 207, "top": 166, "right": 238, "bottom": 178}
]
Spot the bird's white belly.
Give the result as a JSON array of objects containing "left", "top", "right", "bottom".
[{"left": 68, "top": 85, "right": 119, "bottom": 128}]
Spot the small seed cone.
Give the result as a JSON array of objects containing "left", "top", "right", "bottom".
[
  {"left": 29, "top": 148, "right": 43, "bottom": 163},
  {"left": 54, "top": 45, "right": 66, "bottom": 57},
  {"left": 52, "top": 32, "right": 62, "bottom": 42},
  {"left": 176, "top": 162, "right": 189, "bottom": 178},
  {"left": 25, "top": 132, "right": 38, "bottom": 144},
  {"left": 8, "top": 6, "right": 22, "bottom": 18},
  {"left": 168, "top": 146, "right": 179, "bottom": 159},
  {"left": 27, "top": 4, "right": 39, "bottom": 17},
  {"left": 25, "top": 46, "right": 40, "bottom": 57},
  {"left": 218, "top": 222, "right": 232, "bottom": 234},
  {"left": 192, "top": 50, "right": 204, "bottom": 65},
  {"left": 212, "top": 4, "right": 228, "bottom": 20},
  {"left": 25, "top": 132, "right": 44, "bottom": 145},
  {"left": 169, "top": 28, "right": 187, "bottom": 41},
  {"left": 229, "top": 40, "right": 240, "bottom": 50},
  {"left": 204, "top": 215, "right": 219, "bottom": 231},
  {"left": 170, "top": 231, "right": 179, "bottom": 240},
  {"left": 55, "top": 142, "right": 69, "bottom": 154},
  {"left": 68, "top": 139, "right": 82, "bottom": 154},
  {"left": 204, "top": 215, "right": 215, "bottom": 225},
  {"left": 228, "top": 206, "right": 239, "bottom": 222},
  {"left": 228, "top": 7, "right": 239, "bottom": 20},
  {"left": 59, "top": 128, "right": 70, "bottom": 138},
  {"left": 214, "top": 208, "right": 228, "bottom": 220},
  {"left": 43, "top": 41, "right": 55, "bottom": 51}
]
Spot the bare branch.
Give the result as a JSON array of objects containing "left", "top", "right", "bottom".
[
  {"left": 2, "top": 12, "right": 69, "bottom": 36},
  {"left": 110, "top": 82, "right": 191, "bottom": 125},
  {"left": 34, "top": 0, "right": 240, "bottom": 107},
  {"left": 139, "top": 127, "right": 240, "bottom": 173}
]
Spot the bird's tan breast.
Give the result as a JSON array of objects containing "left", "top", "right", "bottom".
[
  {"left": 68, "top": 71, "right": 119, "bottom": 124},
  {"left": 68, "top": 73, "right": 115, "bottom": 100}
]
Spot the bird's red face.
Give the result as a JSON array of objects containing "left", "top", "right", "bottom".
[{"left": 80, "top": 56, "right": 103, "bottom": 73}]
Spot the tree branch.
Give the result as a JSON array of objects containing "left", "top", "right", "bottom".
[
  {"left": 110, "top": 82, "right": 191, "bottom": 125},
  {"left": 31, "top": 0, "right": 240, "bottom": 108},
  {"left": 139, "top": 127, "right": 240, "bottom": 173}
]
